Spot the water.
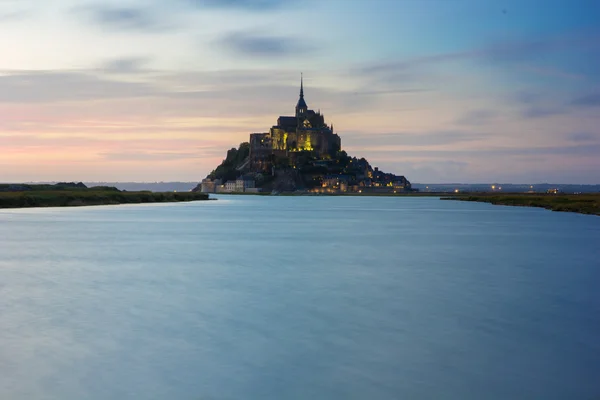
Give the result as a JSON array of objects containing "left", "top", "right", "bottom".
[{"left": 1, "top": 196, "right": 599, "bottom": 400}]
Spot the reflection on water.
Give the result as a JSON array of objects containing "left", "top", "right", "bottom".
[{"left": 1, "top": 196, "right": 599, "bottom": 399}]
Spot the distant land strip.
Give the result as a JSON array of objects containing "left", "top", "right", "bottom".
[
  {"left": 441, "top": 193, "right": 600, "bottom": 216},
  {"left": 0, "top": 183, "right": 210, "bottom": 209}
]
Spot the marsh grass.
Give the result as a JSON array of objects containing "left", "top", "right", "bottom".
[
  {"left": 0, "top": 188, "right": 209, "bottom": 209},
  {"left": 442, "top": 193, "right": 600, "bottom": 216}
]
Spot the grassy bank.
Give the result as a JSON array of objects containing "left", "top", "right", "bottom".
[
  {"left": 441, "top": 193, "right": 600, "bottom": 216},
  {"left": 0, "top": 186, "right": 210, "bottom": 209}
]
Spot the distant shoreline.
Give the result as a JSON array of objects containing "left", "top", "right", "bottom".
[
  {"left": 2, "top": 186, "right": 598, "bottom": 217},
  {"left": 0, "top": 184, "right": 211, "bottom": 209},
  {"left": 441, "top": 193, "right": 600, "bottom": 216}
]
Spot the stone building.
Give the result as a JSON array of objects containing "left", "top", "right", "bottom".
[
  {"left": 250, "top": 76, "right": 341, "bottom": 169},
  {"left": 200, "top": 178, "right": 221, "bottom": 193},
  {"left": 235, "top": 177, "right": 255, "bottom": 192},
  {"left": 225, "top": 181, "right": 237, "bottom": 192}
]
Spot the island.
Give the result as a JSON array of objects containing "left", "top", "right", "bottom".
[
  {"left": 0, "top": 182, "right": 209, "bottom": 209},
  {"left": 193, "top": 76, "right": 414, "bottom": 195}
]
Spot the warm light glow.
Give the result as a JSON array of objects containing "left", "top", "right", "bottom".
[
  {"left": 1, "top": 3, "right": 596, "bottom": 183},
  {"left": 454, "top": 189, "right": 459, "bottom": 193}
]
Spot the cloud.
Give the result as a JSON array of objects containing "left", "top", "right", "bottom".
[
  {"left": 100, "top": 57, "right": 151, "bottom": 74},
  {"left": 350, "top": 88, "right": 429, "bottom": 96},
  {"left": 520, "top": 106, "right": 564, "bottom": 119},
  {"left": 78, "top": 5, "right": 170, "bottom": 32},
  {"left": 355, "top": 143, "right": 600, "bottom": 158},
  {"left": 217, "top": 31, "right": 314, "bottom": 58},
  {"left": 2, "top": 133, "right": 197, "bottom": 148},
  {"left": 100, "top": 150, "right": 203, "bottom": 161},
  {"left": 183, "top": 0, "right": 294, "bottom": 11},
  {"left": 357, "top": 31, "right": 600, "bottom": 87},
  {"left": 570, "top": 92, "right": 600, "bottom": 107},
  {"left": 0, "top": 68, "right": 383, "bottom": 127},
  {"left": 511, "top": 91, "right": 543, "bottom": 105},
  {"left": 476, "top": 39, "right": 556, "bottom": 65},
  {"left": 344, "top": 131, "right": 487, "bottom": 148},
  {"left": 357, "top": 40, "right": 543, "bottom": 76},
  {"left": 0, "top": 71, "right": 156, "bottom": 103},
  {"left": 519, "top": 65, "right": 585, "bottom": 80},
  {"left": 456, "top": 110, "right": 497, "bottom": 126},
  {"left": 506, "top": 91, "right": 568, "bottom": 119},
  {"left": 567, "top": 132, "right": 598, "bottom": 142},
  {"left": 0, "top": 9, "right": 29, "bottom": 22},
  {"left": 513, "top": 91, "right": 600, "bottom": 117}
]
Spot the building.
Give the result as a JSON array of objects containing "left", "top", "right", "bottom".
[
  {"left": 199, "top": 74, "right": 412, "bottom": 194},
  {"left": 250, "top": 75, "right": 341, "bottom": 169},
  {"left": 235, "top": 178, "right": 255, "bottom": 192},
  {"left": 392, "top": 177, "right": 410, "bottom": 190},
  {"left": 199, "top": 178, "right": 221, "bottom": 193},
  {"left": 209, "top": 178, "right": 256, "bottom": 193},
  {"left": 320, "top": 174, "right": 353, "bottom": 193},
  {"left": 224, "top": 181, "right": 237, "bottom": 192}
]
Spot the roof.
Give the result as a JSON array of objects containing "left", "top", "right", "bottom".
[
  {"left": 296, "top": 97, "right": 307, "bottom": 109},
  {"left": 277, "top": 116, "right": 297, "bottom": 128},
  {"left": 297, "top": 74, "right": 307, "bottom": 109}
]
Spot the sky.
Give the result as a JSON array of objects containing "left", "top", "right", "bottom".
[{"left": 1, "top": 0, "right": 599, "bottom": 184}]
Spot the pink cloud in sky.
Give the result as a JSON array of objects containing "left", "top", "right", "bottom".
[{"left": 1, "top": 0, "right": 599, "bottom": 183}]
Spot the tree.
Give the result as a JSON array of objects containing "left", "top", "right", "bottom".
[
  {"left": 208, "top": 142, "right": 250, "bottom": 181},
  {"left": 336, "top": 150, "right": 350, "bottom": 168}
]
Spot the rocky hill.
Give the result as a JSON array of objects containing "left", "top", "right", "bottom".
[{"left": 195, "top": 141, "right": 412, "bottom": 193}]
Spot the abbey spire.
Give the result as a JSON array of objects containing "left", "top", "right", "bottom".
[{"left": 295, "top": 73, "right": 308, "bottom": 117}]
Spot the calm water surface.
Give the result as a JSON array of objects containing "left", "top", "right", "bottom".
[{"left": 1, "top": 196, "right": 599, "bottom": 400}]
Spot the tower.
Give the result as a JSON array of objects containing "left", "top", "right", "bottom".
[{"left": 295, "top": 73, "right": 308, "bottom": 118}]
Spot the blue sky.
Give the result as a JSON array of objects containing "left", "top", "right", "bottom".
[{"left": 1, "top": 0, "right": 599, "bottom": 183}]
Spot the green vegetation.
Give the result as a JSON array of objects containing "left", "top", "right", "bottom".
[
  {"left": 0, "top": 182, "right": 88, "bottom": 192},
  {"left": 208, "top": 142, "right": 250, "bottom": 182},
  {"left": 442, "top": 193, "right": 600, "bottom": 216},
  {"left": 0, "top": 183, "right": 209, "bottom": 209}
]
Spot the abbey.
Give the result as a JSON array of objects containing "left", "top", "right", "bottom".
[
  {"left": 197, "top": 75, "right": 413, "bottom": 194},
  {"left": 250, "top": 76, "right": 341, "bottom": 168}
]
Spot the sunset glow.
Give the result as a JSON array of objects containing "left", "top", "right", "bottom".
[{"left": 1, "top": 0, "right": 599, "bottom": 183}]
